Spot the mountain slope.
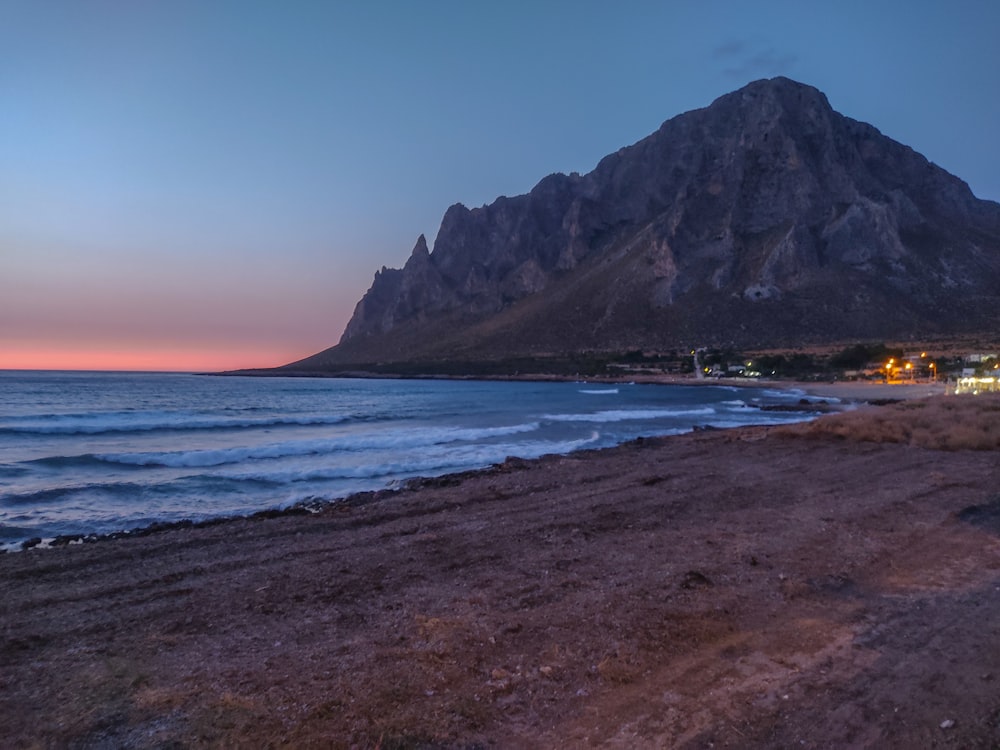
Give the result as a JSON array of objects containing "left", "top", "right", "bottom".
[{"left": 290, "top": 77, "right": 1000, "bottom": 371}]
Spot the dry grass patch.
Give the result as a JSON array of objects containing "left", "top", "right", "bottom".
[{"left": 775, "top": 394, "right": 1000, "bottom": 450}]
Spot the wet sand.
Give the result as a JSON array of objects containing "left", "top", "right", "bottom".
[{"left": 1, "top": 394, "right": 998, "bottom": 748}]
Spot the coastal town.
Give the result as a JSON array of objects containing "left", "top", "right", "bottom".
[{"left": 613, "top": 343, "right": 1000, "bottom": 395}]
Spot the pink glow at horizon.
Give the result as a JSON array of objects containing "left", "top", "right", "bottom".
[{"left": 0, "top": 341, "right": 316, "bottom": 373}]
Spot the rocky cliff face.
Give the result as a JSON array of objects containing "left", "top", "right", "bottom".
[{"left": 295, "top": 77, "right": 1000, "bottom": 369}]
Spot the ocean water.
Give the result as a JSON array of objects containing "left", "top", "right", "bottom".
[{"left": 0, "top": 371, "right": 824, "bottom": 549}]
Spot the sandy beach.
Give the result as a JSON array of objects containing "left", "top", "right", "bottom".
[
  {"left": 618, "top": 375, "right": 949, "bottom": 405},
  {"left": 2, "top": 389, "right": 998, "bottom": 748},
  {"left": 779, "top": 379, "right": 946, "bottom": 403}
]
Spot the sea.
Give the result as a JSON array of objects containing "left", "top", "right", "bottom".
[{"left": 0, "top": 371, "right": 827, "bottom": 550}]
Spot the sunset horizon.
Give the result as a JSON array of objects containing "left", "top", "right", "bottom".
[{"left": 0, "top": 343, "right": 310, "bottom": 373}]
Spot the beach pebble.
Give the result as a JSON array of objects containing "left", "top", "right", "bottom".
[
  {"left": 940, "top": 719, "right": 955, "bottom": 729},
  {"left": 681, "top": 570, "right": 713, "bottom": 589}
]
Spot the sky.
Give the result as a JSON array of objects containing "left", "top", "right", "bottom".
[{"left": 2, "top": 1, "right": 999, "bottom": 372}]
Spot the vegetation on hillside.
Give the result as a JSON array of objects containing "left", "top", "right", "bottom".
[{"left": 293, "top": 342, "right": 996, "bottom": 382}]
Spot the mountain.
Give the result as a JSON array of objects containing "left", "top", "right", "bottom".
[{"left": 287, "top": 77, "right": 1000, "bottom": 373}]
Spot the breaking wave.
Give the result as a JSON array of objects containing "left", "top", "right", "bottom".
[
  {"left": 0, "top": 410, "right": 373, "bottom": 436},
  {"left": 220, "top": 433, "right": 601, "bottom": 484},
  {"left": 94, "top": 422, "right": 542, "bottom": 468},
  {"left": 0, "top": 372, "right": 829, "bottom": 549},
  {"left": 542, "top": 407, "right": 715, "bottom": 423}
]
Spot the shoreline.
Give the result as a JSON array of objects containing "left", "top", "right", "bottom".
[
  {"left": 2, "top": 377, "right": 944, "bottom": 553},
  {"left": 2, "top": 396, "right": 998, "bottom": 746},
  {"left": 3, "top": 377, "right": 930, "bottom": 554}
]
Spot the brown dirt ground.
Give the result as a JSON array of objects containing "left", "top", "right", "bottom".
[{"left": 2, "top": 396, "right": 1000, "bottom": 748}]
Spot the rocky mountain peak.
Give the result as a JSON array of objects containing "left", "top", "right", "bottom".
[
  {"left": 410, "top": 233, "right": 429, "bottom": 258},
  {"left": 295, "top": 77, "right": 1000, "bottom": 371}
]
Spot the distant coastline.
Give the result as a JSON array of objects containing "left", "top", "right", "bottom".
[{"left": 219, "top": 365, "right": 949, "bottom": 405}]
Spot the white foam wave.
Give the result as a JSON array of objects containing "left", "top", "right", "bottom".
[
  {"left": 218, "top": 432, "right": 601, "bottom": 484},
  {"left": 700, "top": 413, "right": 814, "bottom": 429},
  {"left": 0, "top": 410, "right": 354, "bottom": 435},
  {"left": 758, "top": 388, "right": 807, "bottom": 400},
  {"left": 579, "top": 388, "right": 619, "bottom": 395},
  {"left": 541, "top": 407, "right": 715, "bottom": 423},
  {"left": 97, "top": 422, "right": 541, "bottom": 468},
  {"left": 749, "top": 389, "right": 840, "bottom": 405}
]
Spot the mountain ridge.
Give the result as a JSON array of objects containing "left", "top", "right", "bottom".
[{"left": 286, "top": 77, "right": 1000, "bottom": 372}]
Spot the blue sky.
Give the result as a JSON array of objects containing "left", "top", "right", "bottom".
[{"left": 2, "top": 0, "right": 998, "bottom": 369}]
